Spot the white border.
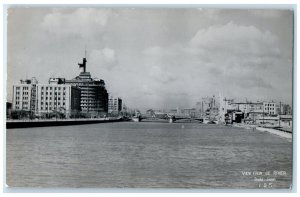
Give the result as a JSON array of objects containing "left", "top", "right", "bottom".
[{"left": 1, "top": 0, "right": 299, "bottom": 196}]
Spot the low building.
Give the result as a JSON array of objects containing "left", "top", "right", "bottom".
[
  {"left": 263, "top": 102, "right": 277, "bottom": 115},
  {"left": 279, "top": 115, "right": 292, "bottom": 128},
  {"left": 256, "top": 116, "right": 279, "bottom": 126}
]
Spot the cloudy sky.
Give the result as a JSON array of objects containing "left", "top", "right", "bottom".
[{"left": 7, "top": 7, "right": 293, "bottom": 110}]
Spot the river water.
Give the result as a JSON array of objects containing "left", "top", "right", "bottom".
[{"left": 6, "top": 122, "right": 292, "bottom": 189}]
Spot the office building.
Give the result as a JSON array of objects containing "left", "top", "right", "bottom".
[
  {"left": 263, "top": 102, "right": 277, "bottom": 115},
  {"left": 65, "top": 57, "right": 108, "bottom": 116},
  {"left": 36, "top": 81, "right": 81, "bottom": 118},
  {"left": 12, "top": 77, "right": 38, "bottom": 113},
  {"left": 108, "top": 95, "right": 122, "bottom": 113}
]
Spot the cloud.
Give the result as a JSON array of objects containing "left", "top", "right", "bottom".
[
  {"left": 89, "top": 48, "right": 117, "bottom": 70},
  {"left": 189, "top": 22, "right": 280, "bottom": 57},
  {"left": 41, "top": 8, "right": 111, "bottom": 37},
  {"left": 233, "top": 75, "right": 273, "bottom": 89},
  {"left": 149, "top": 65, "right": 176, "bottom": 84}
]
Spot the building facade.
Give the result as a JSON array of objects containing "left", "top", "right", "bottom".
[
  {"left": 36, "top": 83, "right": 81, "bottom": 118},
  {"left": 263, "top": 102, "right": 277, "bottom": 115},
  {"left": 108, "top": 95, "right": 122, "bottom": 114},
  {"left": 12, "top": 77, "right": 81, "bottom": 118},
  {"left": 65, "top": 57, "right": 108, "bottom": 116},
  {"left": 12, "top": 77, "right": 38, "bottom": 114}
]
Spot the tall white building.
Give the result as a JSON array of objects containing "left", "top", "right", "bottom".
[
  {"left": 108, "top": 95, "right": 122, "bottom": 114},
  {"left": 12, "top": 77, "right": 38, "bottom": 112}
]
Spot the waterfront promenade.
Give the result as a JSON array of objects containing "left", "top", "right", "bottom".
[{"left": 6, "top": 117, "right": 125, "bottom": 129}]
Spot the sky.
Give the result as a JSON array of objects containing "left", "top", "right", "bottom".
[{"left": 6, "top": 7, "right": 293, "bottom": 110}]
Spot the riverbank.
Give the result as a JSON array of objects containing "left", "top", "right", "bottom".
[
  {"left": 6, "top": 118, "right": 125, "bottom": 129},
  {"left": 232, "top": 123, "right": 292, "bottom": 140},
  {"left": 256, "top": 127, "right": 292, "bottom": 140}
]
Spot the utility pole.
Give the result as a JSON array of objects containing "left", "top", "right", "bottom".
[{"left": 263, "top": 103, "right": 265, "bottom": 125}]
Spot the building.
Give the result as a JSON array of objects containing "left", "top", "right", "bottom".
[
  {"left": 263, "top": 102, "right": 277, "bottom": 115},
  {"left": 12, "top": 77, "right": 81, "bottom": 119},
  {"left": 65, "top": 57, "right": 108, "bottom": 116},
  {"left": 108, "top": 95, "right": 123, "bottom": 114},
  {"left": 36, "top": 82, "right": 81, "bottom": 118},
  {"left": 12, "top": 77, "right": 38, "bottom": 117},
  {"left": 279, "top": 115, "right": 292, "bottom": 129}
]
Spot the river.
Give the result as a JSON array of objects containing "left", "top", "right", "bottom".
[{"left": 6, "top": 122, "right": 292, "bottom": 189}]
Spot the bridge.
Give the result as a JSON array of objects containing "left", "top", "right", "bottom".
[{"left": 134, "top": 113, "right": 204, "bottom": 123}]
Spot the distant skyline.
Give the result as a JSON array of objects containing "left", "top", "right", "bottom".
[{"left": 7, "top": 8, "right": 293, "bottom": 110}]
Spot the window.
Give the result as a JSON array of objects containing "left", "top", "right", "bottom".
[
  {"left": 50, "top": 87, "right": 52, "bottom": 90},
  {"left": 41, "top": 97, "right": 44, "bottom": 100},
  {"left": 58, "top": 87, "right": 61, "bottom": 90},
  {"left": 41, "top": 87, "right": 44, "bottom": 90},
  {"left": 16, "top": 87, "right": 20, "bottom": 90},
  {"left": 58, "top": 102, "right": 60, "bottom": 105},
  {"left": 46, "top": 87, "right": 48, "bottom": 90},
  {"left": 41, "top": 102, "right": 43, "bottom": 105},
  {"left": 50, "top": 92, "right": 52, "bottom": 95},
  {"left": 41, "top": 107, "right": 43, "bottom": 110}
]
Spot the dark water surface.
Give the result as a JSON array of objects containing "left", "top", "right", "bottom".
[{"left": 6, "top": 122, "right": 292, "bottom": 188}]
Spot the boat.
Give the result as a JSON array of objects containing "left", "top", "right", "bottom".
[{"left": 131, "top": 116, "right": 141, "bottom": 122}]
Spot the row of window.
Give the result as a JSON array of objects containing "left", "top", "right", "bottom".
[
  {"left": 15, "top": 91, "right": 29, "bottom": 95},
  {"left": 15, "top": 101, "right": 30, "bottom": 105},
  {"left": 265, "top": 108, "right": 275, "bottom": 111},
  {"left": 16, "top": 87, "right": 29, "bottom": 90},
  {"left": 15, "top": 96, "right": 29, "bottom": 100},
  {"left": 23, "top": 92, "right": 29, "bottom": 95},
  {"left": 15, "top": 106, "right": 29, "bottom": 110},
  {"left": 41, "top": 92, "right": 66, "bottom": 96},
  {"left": 41, "top": 102, "right": 65, "bottom": 105},
  {"left": 41, "top": 87, "right": 66, "bottom": 91},
  {"left": 41, "top": 96, "right": 65, "bottom": 101},
  {"left": 264, "top": 103, "right": 275, "bottom": 106}
]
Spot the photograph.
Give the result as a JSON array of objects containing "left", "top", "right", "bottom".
[{"left": 5, "top": 6, "right": 294, "bottom": 189}]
